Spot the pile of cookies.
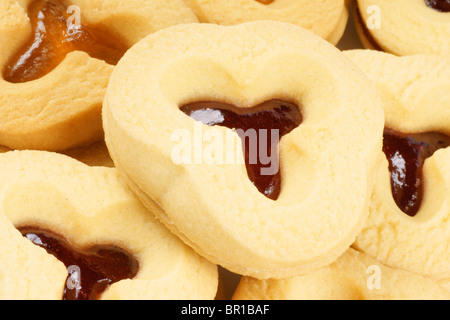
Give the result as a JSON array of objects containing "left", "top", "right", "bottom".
[{"left": 0, "top": 0, "right": 448, "bottom": 300}]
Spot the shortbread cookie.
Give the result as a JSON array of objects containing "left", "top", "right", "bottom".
[
  {"left": 0, "top": 151, "right": 218, "bottom": 300},
  {"left": 0, "top": 0, "right": 197, "bottom": 151},
  {"left": 232, "top": 248, "right": 450, "bottom": 300},
  {"left": 354, "top": 0, "right": 450, "bottom": 55},
  {"left": 182, "top": 0, "right": 350, "bottom": 45},
  {"left": 103, "top": 21, "right": 385, "bottom": 279},
  {"left": 344, "top": 49, "right": 450, "bottom": 289}
]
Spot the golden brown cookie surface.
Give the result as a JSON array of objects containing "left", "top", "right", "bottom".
[{"left": 0, "top": 0, "right": 198, "bottom": 151}]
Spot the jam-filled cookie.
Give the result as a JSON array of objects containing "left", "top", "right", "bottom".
[
  {"left": 344, "top": 49, "right": 450, "bottom": 290},
  {"left": 0, "top": 151, "right": 218, "bottom": 300},
  {"left": 103, "top": 21, "right": 385, "bottom": 279},
  {"left": 232, "top": 248, "right": 450, "bottom": 300},
  {"left": 0, "top": 0, "right": 197, "bottom": 151},
  {"left": 181, "top": 0, "right": 350, "bottom": 45},
  {"left": 354, "top": 0, "right": 450, "bottom": 55}
]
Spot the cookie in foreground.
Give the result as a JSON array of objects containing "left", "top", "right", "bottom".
[
  {"left": 103, "top": 21, "right": 385, "bottom": 279},
  {"left": 0, "top": 150, "right": 218, "bottom": 300}
]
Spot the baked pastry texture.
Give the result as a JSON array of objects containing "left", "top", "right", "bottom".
[
  {"left": 0, "top": 150, "right": 218, "bottom": 300},
  {"left": 344, "top": 49, "right": 450, "bottom": 291},
  {"left": 354, "top": 0, "right": 450, "bottom": 55},
  {"left": 181, "top": 0, "right": 350, "bottom": 45},
  {"left": 232, "top": 248, "right": 450, "bottom": 300},
  {"left": 103, "top": 21, "right": 385, "bottom": 279},
  {"left": 0, "top": 0, "right": 197, "bottom": 151}
]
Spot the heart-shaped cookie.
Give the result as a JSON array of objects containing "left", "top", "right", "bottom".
[
  {"left": 345, "top": 49, "right": 450, "bottom": 290},
  {"left": 0, "top": 0, "right": 197, "bottom": 151},
  {"left": 103, "top": 21, "right": 385, "bottom": 279},
  {"left": 182, "top": 0, "right": 350, "bottom": 44},
  {"left": 0, "top": 151, "right": 218, "bottom": 300}
]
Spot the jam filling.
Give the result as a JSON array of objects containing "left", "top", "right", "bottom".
[
  {"left": 3, "top": 0, "right": 128, "bottom": 83},
  {"left": 180, "top": 100, "right": 302, "bottom": 201},
  {"left": 383, "top": 129, "right": 450, "bottom": 217},
  {"left": 425, "top": 0, "right": 450, "bottom": 12},
  {"left": 255, "top": 0, "right": 275, "bottom": 4},
  {"left": 19, "top": 227, "right": 139, "bottom": 300}
]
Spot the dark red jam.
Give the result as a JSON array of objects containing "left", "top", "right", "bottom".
[
  {"left": 425, "top": 0, "right": 450, "bottom": 12},
  {"left": 20, "top": 227, "right": 139, "bottom": 300},
  {"left": 180, "top": 100, "right": 302, "bottom": 200},
  {"left": 3, "top": 0, "right": 128, "bottom": 83},
  {"left": 383, "top": 129, "right": 450, "bottom": 217}
]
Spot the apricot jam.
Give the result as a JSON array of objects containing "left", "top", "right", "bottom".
[{"left": 3, "top": 0, "right": 128, "bottom": 83}]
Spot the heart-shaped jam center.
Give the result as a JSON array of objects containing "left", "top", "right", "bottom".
[
  {"left": 425, "top": 0, "right": 450, "bottom": 12},
  {"left": 19, "top": 227, "right": 139, "bottom": 300},
  {"left": 3, "top": 0, "right": 128, "bottom": 83},
  {"left": 180, "top": 100, "right": 302, "bottom": 201},
  {"left": 383, "top": 129, "right": 450, "bottom": 217}
]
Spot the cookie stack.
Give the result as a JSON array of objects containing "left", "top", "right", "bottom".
[{"left": 0, "top": 0, "right": 448, "bottom": 300}]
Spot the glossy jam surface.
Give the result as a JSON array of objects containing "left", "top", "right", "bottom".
[
  {"left": 383, "top": 129, "right": 450, "bottom": 217},
  {"left": 180, "top": 100, "right": 302, "bottom": 200},
  {"left": 20, "top": 227, "right": 139, "bottom": 300},
  {"left": 3, "top": 0, "right": 128, "bottom": 83},
  {"left": 425, "top": 0, "right": 450, "bottom": 12}
]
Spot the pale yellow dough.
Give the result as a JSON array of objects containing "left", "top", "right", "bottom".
[
  {"left": 355, "top": 0, "right": 450, "bottom": 55},
  {"left": 344, "top": 49, "right": 450, "bottom": 290},
  {"left": 232, "top": 248, "right": 450, "bottom": 300},
  {"left": 0, "top": 0, "right": 198, "bottom": 151},
  {"left": 103, "top": 21, "right": 385, "bottom": 279},
  {"left": 182, "top": 0, "right": 350, "bottom": 45},
  {"left": 0, "top": 151, "right": 218, "bottom": 300}
]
